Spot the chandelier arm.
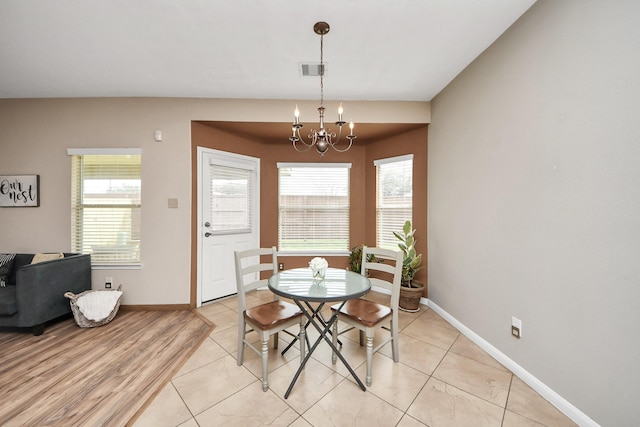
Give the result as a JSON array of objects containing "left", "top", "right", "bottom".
[
  {"left": 307, "top": 129, "right": 319, "bottom": 143},
  {"left": 326, "top": 131, "right": 337, "bottom": 146},
  {"left": 328, "top": 126, "right": 348, "bottom": 152},
  {"left": 292, "top": 128, "right": 315, "bottom": 151},
  {"left": 328, "top": 125, "right": 353, "bottom": 152},
  {"left": 292, "top": 139, "right": 314, "bottom": 152},
  {"left": 330, "top": 138, "right": 354, "bottom": 153}
]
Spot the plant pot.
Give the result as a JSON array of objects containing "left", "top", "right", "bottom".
[{"left": 399, "top": 281, "right": 424, "bottom": 312}]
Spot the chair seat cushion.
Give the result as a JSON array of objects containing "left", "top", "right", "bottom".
[
  {"left": 0, "top": 286, "right": 18, "bottom": 316},
  {"left": 331, "top": 299, "right": 391, "bottom": 328},
  {"left": 244, "top": 300, "right": 302, "bottom": 331}
]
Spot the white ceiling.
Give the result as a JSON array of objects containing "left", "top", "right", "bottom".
[{"left": 0, "top": 0, "right": 536, "bottom": 101}]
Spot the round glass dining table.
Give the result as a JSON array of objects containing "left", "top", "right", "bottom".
[
  {"left": 268, "top": 267, "right": 371, "bottom": 398},
  {"left": 268, "top": 267, "right": 371, "bottom": 302}
]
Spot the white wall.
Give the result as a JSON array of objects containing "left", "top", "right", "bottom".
[
  {"left": 428, "top": 1, "right": 640, "bottom": 425},
  {"left": 0, "top": 98, "right": 429, "bottom": 305}
]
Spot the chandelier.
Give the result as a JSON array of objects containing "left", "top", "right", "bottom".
[{"left": 289, "top": 21, "right": 356, "bottom": 156}]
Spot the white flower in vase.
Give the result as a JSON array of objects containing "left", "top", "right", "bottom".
[{"left": 309, "top": 257, "right": 328, "bottom": 280}]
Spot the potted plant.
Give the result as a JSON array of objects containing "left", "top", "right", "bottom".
[
  {"left": 393, "top": 220, "right": 425, "bottom": 312},
  {"left": 348, "top": 244, "right": 376, "bottom": 273}
]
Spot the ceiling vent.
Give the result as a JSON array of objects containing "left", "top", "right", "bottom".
[{"left": 300, "top": 63, "right": 326, "bottom": 77}]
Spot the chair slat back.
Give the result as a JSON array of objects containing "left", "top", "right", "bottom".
[
  {"left": 234, "top": 247, "right": 278, "bottom": 312},
  {"left": 361, "top": 246, "right": 403, "bottom": 311}
]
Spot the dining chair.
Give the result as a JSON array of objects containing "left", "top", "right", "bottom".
[
  {"left": 234, "top": 247, "right": 306, "bottom": 392},
  {"left": 331, "top": 246, "right": 402, "bottom": 386}
]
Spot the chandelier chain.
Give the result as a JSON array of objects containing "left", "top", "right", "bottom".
[{"left": 320, "top": 33, "right": 324, "bottom": 107}]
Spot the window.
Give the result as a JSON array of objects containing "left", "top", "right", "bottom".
[
  {"left": 375, "top": 154, "right": 413, "bottom": 250},
  {"left": 209, "top": 163, "right": 253, "bottom": 234},
  {"left": 278, "top": 163, "right": 351, "bottom": 253},
  {"left": 68, "top": 149, "right": 142, "bottom": 265}
]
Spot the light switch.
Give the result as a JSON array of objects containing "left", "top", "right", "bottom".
[{"left": 168, "top": 198, "right": 178, "bottom": 208}]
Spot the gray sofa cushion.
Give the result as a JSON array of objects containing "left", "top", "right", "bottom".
[{"left": 0, "top": 286, "right": 17, "bottom": 315}]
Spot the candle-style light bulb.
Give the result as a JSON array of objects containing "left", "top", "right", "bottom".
[
  {"left": 292, "top": 105, "right": 304, "bottom": 131},
  {"left": 338, "top": 103, "right": 344, "bottom": 122},
  {"left": 293, "top": 105, "right": 301, "bottom": 126},
  {"left": 349, "top": 120, "right": 354, "bottom": 135}
]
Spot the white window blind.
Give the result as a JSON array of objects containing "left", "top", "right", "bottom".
[
  {"left": 375, "top": 155, "right": 413, "bottom": 250},
  {"left": 278, "top": 163, "right": 351, "bottom": 252},
  {"left": 69, "top": 150, "right": 141, "bottom": 265},
  {"left": 209, "top": 164, "right": 252, "bottom": 234}
]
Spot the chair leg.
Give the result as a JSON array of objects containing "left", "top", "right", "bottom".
[
  {"left": 331, "top": 320, "right": 338, "bottom": 364},
  {"left": 299, "top": 317, "right": 306, "bottom": 364},
  {"left": 359, "top": 330, "right": 365, "bottom": 346},
  {"left": 237, "top": 320, "right": 246, "bottom": 366},
  {"left": 261, "top": 337, "right": 269, "bottom": 392},
  {"left": 391, "top": 320, "right": 399, "bottom": 363},
  {"left": 273, "top": 332, "right": 279, "bottom": 349},
  {"left": 366, "top": 331, "right": 374, "bottom": 387}
]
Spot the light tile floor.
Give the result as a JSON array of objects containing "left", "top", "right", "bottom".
[{"left": 134, "top": 290, "right": 577, "bottom": 427}]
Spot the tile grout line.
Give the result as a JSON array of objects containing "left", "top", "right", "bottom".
[
  {"left": 431, "top": 331, "right": 518, "bottom": 419},
  {"left": 500, "top": 374, "right": 515, "bottom": 427}
]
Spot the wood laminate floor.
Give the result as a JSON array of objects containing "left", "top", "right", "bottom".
[{"left": 0, "top": 310, "right": 213, "bottom": 426}]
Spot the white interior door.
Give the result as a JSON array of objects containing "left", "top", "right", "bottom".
[{"left": 198, "top": 148, "right": 259, "bottom": 304}]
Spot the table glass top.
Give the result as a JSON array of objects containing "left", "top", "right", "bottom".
[{"left": 268, "top": 267, "right": 371, "bottom": 302}]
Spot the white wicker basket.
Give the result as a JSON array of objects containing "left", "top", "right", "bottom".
[{"left": 64, "top": 285, "right": 123, "bottom": 328}]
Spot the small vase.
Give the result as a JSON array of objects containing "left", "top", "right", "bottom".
[{"left": 312, "top": 268, "right": 326, "bottom": 284}]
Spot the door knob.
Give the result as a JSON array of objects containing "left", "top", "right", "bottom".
[
  {"left": 205, "top": 232, "right": 213, "bottom": 237},
  {"left": 204, "top": 222, "right": 211, "bottom": 227}
]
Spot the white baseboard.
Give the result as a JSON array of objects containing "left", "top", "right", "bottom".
[{"left": 426, "top": 299, "right": 599, "bottom": 427}]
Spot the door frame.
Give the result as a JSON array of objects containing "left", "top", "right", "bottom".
[{"left": 196, "top": 147, "right": 260, "bottom": 307}]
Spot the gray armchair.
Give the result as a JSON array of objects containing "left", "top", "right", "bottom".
[{"left": 0, "top": 253, "right": 91, "bottom": 335}]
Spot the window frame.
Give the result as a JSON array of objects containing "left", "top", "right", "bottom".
[
  {"left": 374, "top": 154, "right": 414, "bottom": 250},
  {"left": 277, "top": 162, "right": 352, "bottom": 256},
  {"left": 208, "top": 162, "right": 254, "bottom": 236},
  {"left": 67, "top": 148, "right": 142, "bottom": 267}
]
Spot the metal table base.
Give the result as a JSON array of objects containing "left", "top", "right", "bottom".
[{"left": 284, "top": 299, "right": 366, "bottom": 399}]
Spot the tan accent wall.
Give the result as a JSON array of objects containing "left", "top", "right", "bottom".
[
  {"left": 367, "top": 127, "right": 429, "bottom": 290},
  {"left": 191, "top": 122, "right": 428, "bottom": 303}
]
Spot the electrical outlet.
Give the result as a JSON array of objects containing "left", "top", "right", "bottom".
[
  {"left": 278, "top": 263, "right": 284, "bottom": 271},
  {"left": 511, "top": 316, "right": 522, "bottom": 338},
  {"left": 105, "top": 276, "right": 113, "bottom": 289}
]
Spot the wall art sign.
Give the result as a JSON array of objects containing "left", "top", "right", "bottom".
[{"left": 0, "top": 175, "right": 40, "bottom": 207}]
